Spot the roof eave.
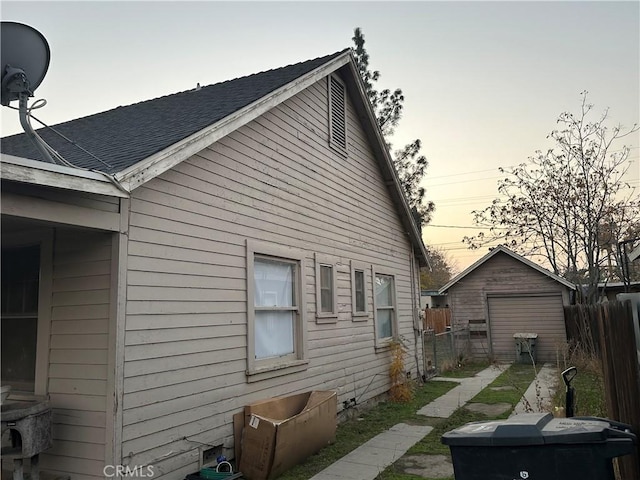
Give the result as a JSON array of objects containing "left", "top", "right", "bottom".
[
  {"left": 439, "top": 245, "right": 576, "bottom": 293},
  {"left": 0, "top": 153, "right": 129, "bottom": 198},
  {"left": 342, "top": 55, "right": 430, "bottom": 268}
]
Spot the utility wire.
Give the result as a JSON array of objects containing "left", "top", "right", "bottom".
[{"left": 7, "top": 102, "right": 113, "bottom": 169}]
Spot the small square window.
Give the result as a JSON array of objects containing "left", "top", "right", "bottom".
[
  {"left": 315, "top": 254, "right": 338, "bottom": 323},
  {"left": 320, "top": 265, "right": 334, "bottom": 313},
  {"left": 350, "top": 261, "right": 369, "bottom": 320}
]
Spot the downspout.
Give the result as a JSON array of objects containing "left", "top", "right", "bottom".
[{"left": 409, "top": 248, "right": 423, "bottom": 382}]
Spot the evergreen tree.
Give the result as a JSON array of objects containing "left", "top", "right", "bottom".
[{"left": 352, "top": 28, "right": 434, "bottom": 228}]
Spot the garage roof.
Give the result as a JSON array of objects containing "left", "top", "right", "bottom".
[{"left": 439, "top": 245, "right": 576, "bottom": 293}]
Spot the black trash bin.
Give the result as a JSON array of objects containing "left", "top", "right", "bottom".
[{"left": 441, "top": 413, "right": 636, "bottom": 480}]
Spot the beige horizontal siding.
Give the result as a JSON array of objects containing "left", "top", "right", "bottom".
[
  {"left": 43, "top": 229, "right": 112, "bottom": 479},
  {"left": 121, "top": 76, "right": 419, "bottom": 472},
  {"left": 448, "top": 252, "right": 569, "bottom": 361}
]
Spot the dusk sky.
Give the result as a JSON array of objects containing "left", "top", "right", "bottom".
[{"left": 1, "top": 1, "right": 638, "bottom": 271}]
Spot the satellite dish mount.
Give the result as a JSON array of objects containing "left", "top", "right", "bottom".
[{"left": 1, "top": 21, "right": 55, "bottom": 163}]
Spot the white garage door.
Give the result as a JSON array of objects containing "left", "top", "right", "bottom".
[{"left": 487, "top": 294, "right": 567, "bottom": 363}]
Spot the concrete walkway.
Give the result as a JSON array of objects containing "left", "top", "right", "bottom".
[
  {"left": 309, "top": 364, "right": 508, "bottom": 480},
  {"left": 417, "top": 364, "right": 506, "bottom": 417},
  {"left": 511, "top": 363, "right": 558, "bottom": 416},
  {"left": 309, "top": 423, "right": 433, "bottom": 480}
]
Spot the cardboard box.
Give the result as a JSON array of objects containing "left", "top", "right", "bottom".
[{"left": 238, "top": 390, "right": 337, "bottom": 480}]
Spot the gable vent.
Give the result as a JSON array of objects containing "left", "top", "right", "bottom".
[{"left": 329, "top": 75, "right": 347, "bottom": 152}]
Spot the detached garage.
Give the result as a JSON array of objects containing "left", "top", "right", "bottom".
[{"left": 440, "top": 246, "right": 575, "bottom": 362}]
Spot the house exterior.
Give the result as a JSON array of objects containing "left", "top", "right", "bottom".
[
  {"left": 420, "top": 290, "right": 448, "bottom": 309},
  {"left": 596, "top": 281, "right": 640, "bottom": 303},
  {"left": 0, "top": 50, "right": 428, "bottom": 479},
  {"left": 439, "top": 246, "right": 575, "bottom": 362}
]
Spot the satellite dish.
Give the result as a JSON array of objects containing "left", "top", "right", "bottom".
[{"left": 1, "top": 21, "right": 50, "bottom": 106}]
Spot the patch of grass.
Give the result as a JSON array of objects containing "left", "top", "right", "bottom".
[
  {"left": 407, "top": 363, "right": 537, "bottom": 458},
  {"left": 278, "top": 363, "right": 544, "bottom": 480},
  {"left": 408, "top": 407, "right": 487, "bottom": 456},
  {"left": 553, "top": 351, "right": 606, "bottom": 417},
  {"left": 277, "top": 380, "right": 458, "bottom": 480},
  {"left": 379, "top": 465, "right": 454, "bottom": 480},
  {"left": 437, "top": 361, "right": 490, "bottom": 378},
  {"left": 472, "top": 363, "right": 536, "bottom": 410}
]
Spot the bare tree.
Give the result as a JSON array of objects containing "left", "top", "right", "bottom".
[
  {"left": 464, "top": 92, "right": 640, "bottom": 303},
  {"left": 420, "top": 246, "right": 458, "bottom": 290}
]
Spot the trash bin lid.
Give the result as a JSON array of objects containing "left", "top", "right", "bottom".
[
  {"left": 441, "top": 413, "right": 637, "bottom": 447},
  {"left": 513, "top": 333, "right": 538, "bottom": 339}
]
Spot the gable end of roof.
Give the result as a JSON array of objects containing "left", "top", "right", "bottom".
[{"left": 439, "top": 246, "right": 576, "bottom": 293}]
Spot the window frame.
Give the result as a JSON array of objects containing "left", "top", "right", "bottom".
[
  {"left": 372, "top": 268, "right": 398, "bottom": 348},
  {"left": 350, "top": 260, "right": 370, "bottom": 321},
  {"left": 328, "top": 74, "right": 348, "bottom": 156},
  {"left": 246, "top": 239, "right": 308, "bottom": 382},
  {"left": 315, "top": 253, "right": 338, "bottom": 323},
  {"left": 1, "top": 229, "right": 53, "bottom": 396}
]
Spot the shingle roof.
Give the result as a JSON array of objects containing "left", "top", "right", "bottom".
[{"left": 1, "top": 50, "right": 348, "bottom": 174}]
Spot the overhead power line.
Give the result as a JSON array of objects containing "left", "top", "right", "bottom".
[{"left": 426, "top": 224, "right": 510, "bottom": 230}]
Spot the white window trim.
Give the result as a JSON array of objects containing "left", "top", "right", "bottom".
[
  {"left": 328, "top": 74, "right": 348, "bottom": 156},
  {"left": 1, "top": 229, "right": 53, "bottom": 397},
  {"left": 372, "top": 267, "right": 398, "bottom": 349},
  {"left": 315, "top": 253, "right": 338, "bottom": 323},
  {"left": 246, "top": 239, "right": 308, "bottom": 382},
  {"left": 350, "top": 260, "right": 370, "bottom": 321}
]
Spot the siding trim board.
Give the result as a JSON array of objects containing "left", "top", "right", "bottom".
[
  {"left": 245, "top": 239, "right": 309, "bottom": 381},
  {"left": 1, "top": 153, "right": 130, "bottom": 198}
]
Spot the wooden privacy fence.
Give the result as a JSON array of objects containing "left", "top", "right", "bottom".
[
  {"left": 564, "top": 301, "right": 640, "bottom": 479},
  {"left": 564, "top": 304, "right": 601, "bottom": 356},
  {"left": 424, "top": 308, "right": 451, "bottom": 334}
]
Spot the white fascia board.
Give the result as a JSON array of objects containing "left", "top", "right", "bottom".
[
  {"left": 629, "top": 244, "right": 640, "bottom": 263},
  {"left": 115, "top": 53, "right": 352, "bottom": 192},
  {"left": 1, "top": 153, "right": 129, "bottom": 198}
]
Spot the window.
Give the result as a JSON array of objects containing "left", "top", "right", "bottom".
[
  {"left": 1, "top": 245, "right": 40, "bottom": 392},
  {"left": 246, "top": 240, "right": 308, "bottom": 381},
  {"left": 374, "top": 272, "right": 397, "bottom": 344},
  {"left": 254, "top": 257, "right": 296, "bottom": 359},
  {"left": 328, "top": 74, "right": 347, "bottom": 154},
  {"left": 350, "top": 261, "right": 369, "bottom": 320},
  {"left": 315, "top": 254, "right": 337, "bottom": 323}
]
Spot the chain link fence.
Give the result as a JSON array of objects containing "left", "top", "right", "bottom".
[{"left": 423, "top": 326, "right": 470, "bottom": 374}]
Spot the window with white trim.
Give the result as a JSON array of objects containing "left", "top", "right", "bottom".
[
  {"left": 374, "top": 272, "right": 397, "bottom": 344},
  {"left": 246, "top": 240, "right": 308, "bottom": 380},
  {"left": 328, "top": 74, "right": 347, "bottom": 154},
  {"left": 350, "top": 261, "right": 369, "bottom": 320},
  {"left": 315, "top": 254, "right": 338, "bottom": 323}
]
